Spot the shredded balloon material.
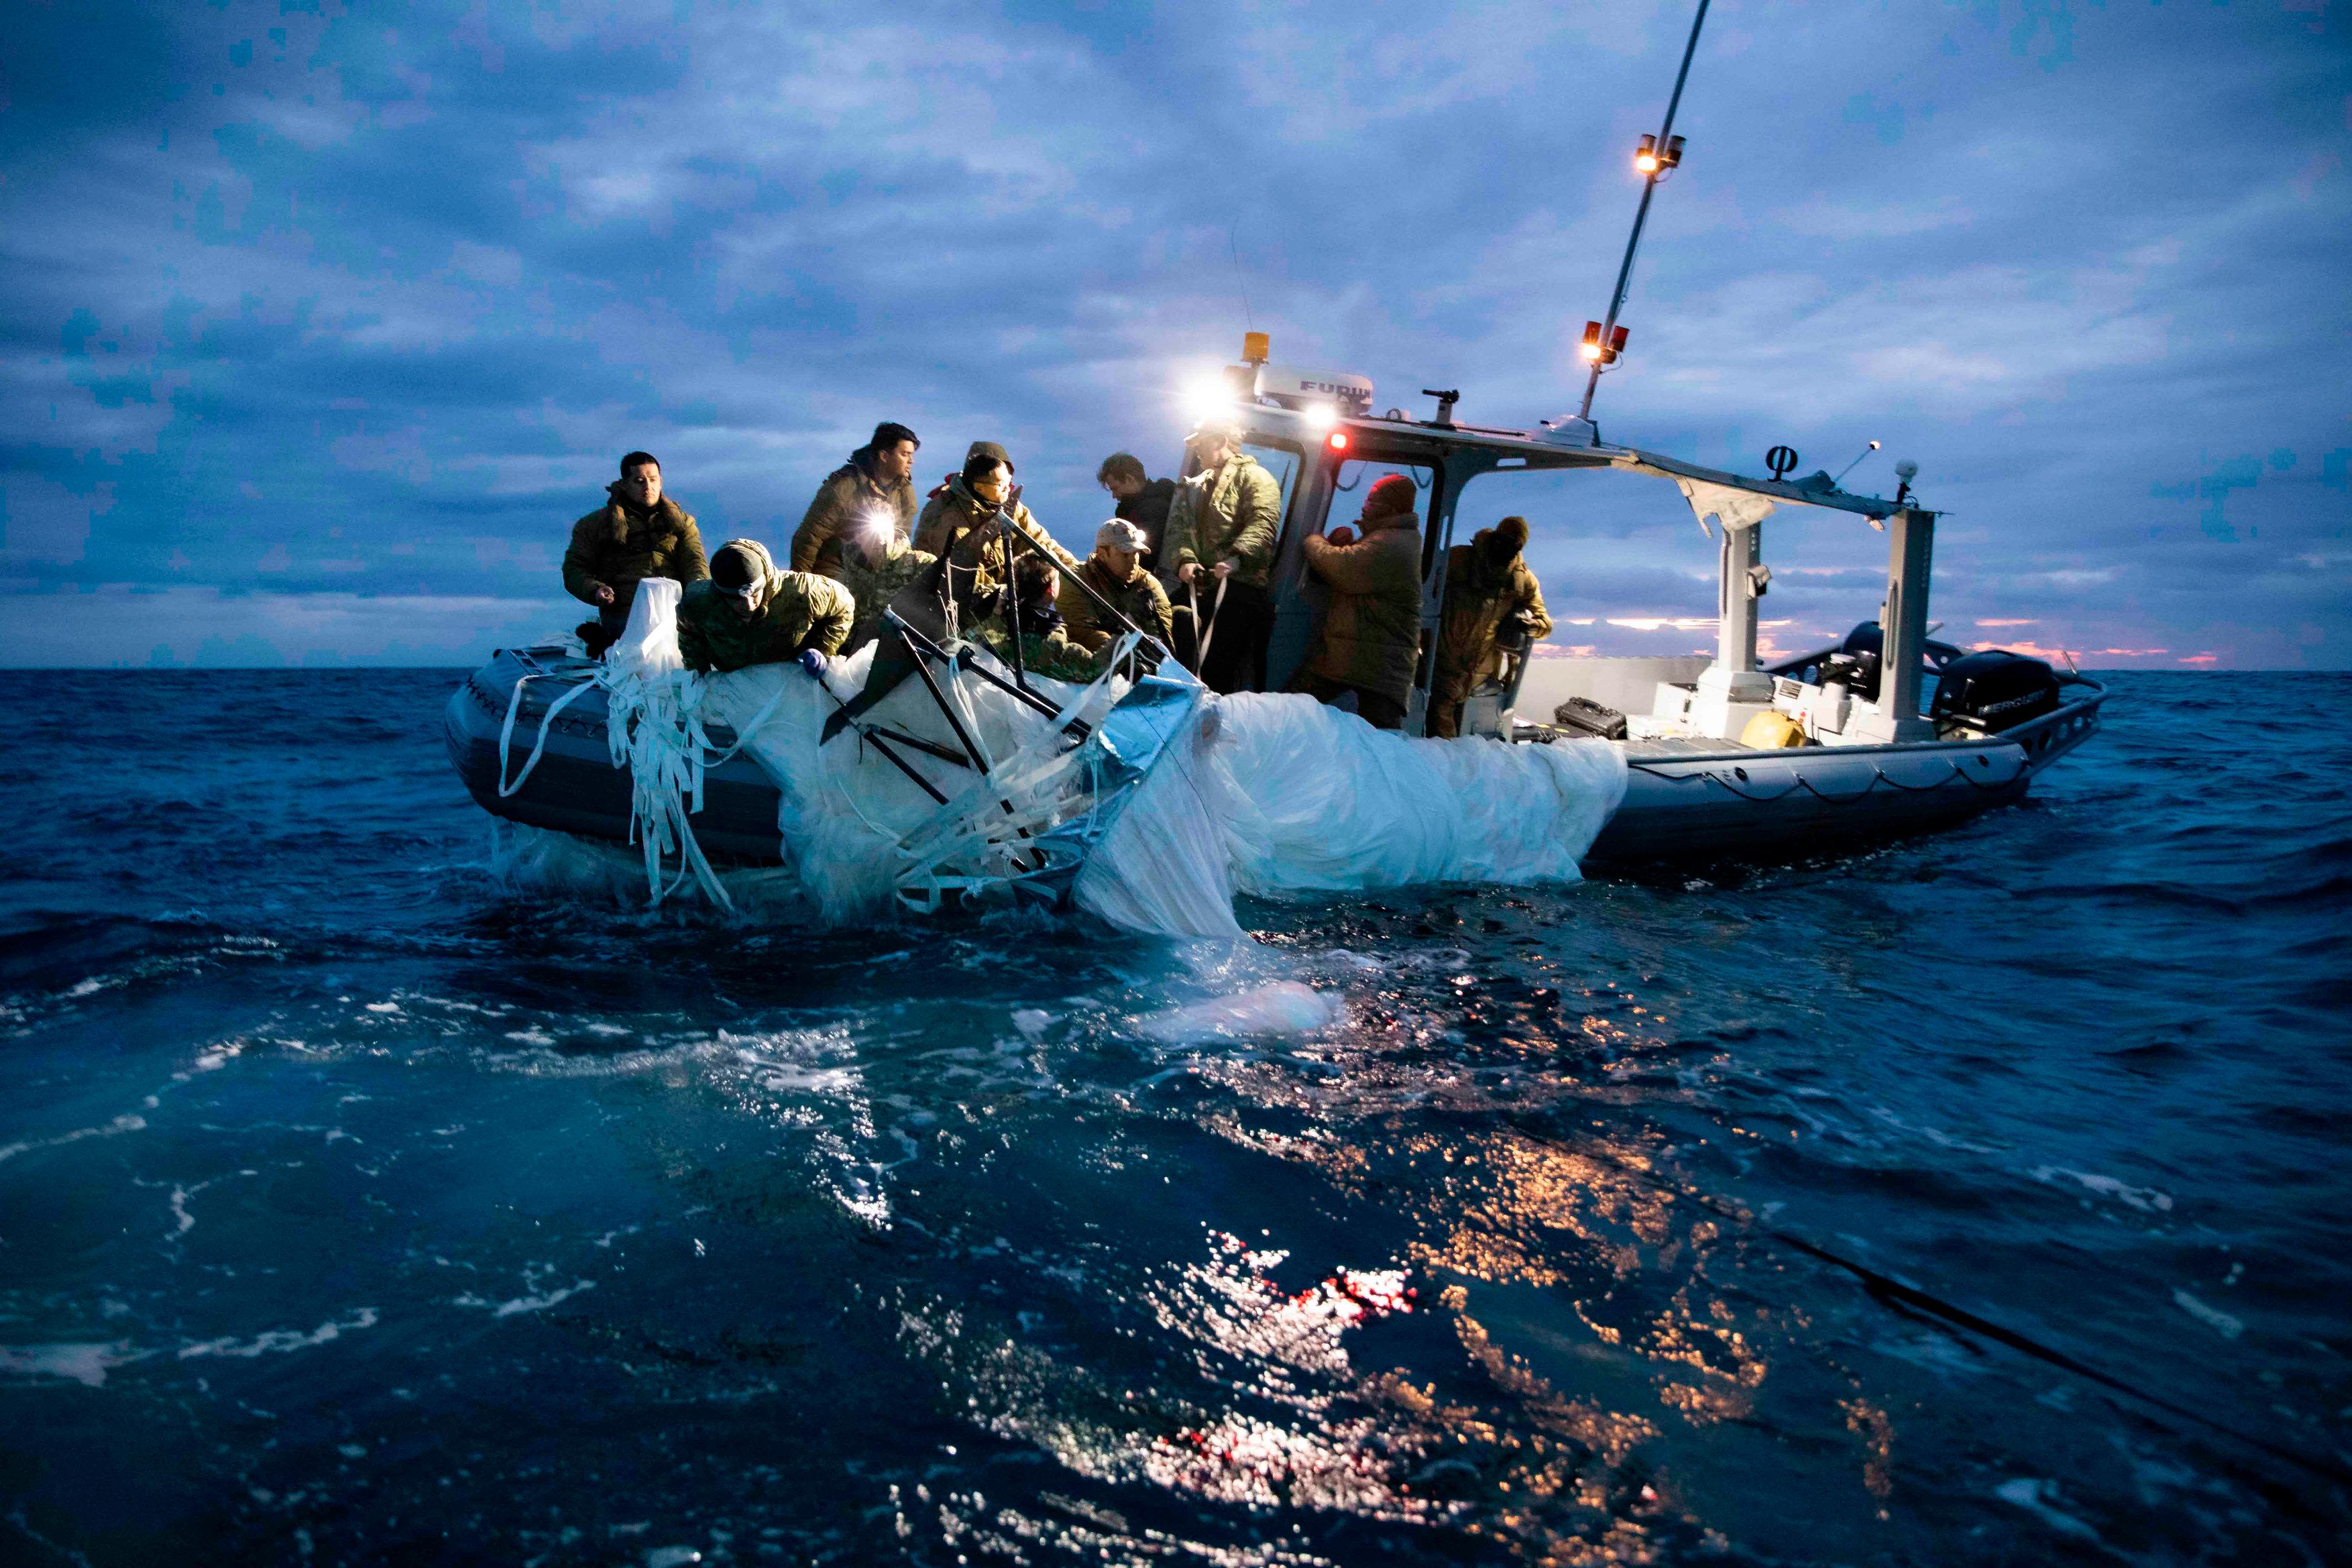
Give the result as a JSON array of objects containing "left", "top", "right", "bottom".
[
  {"left": 1071, "top": 694, "right": 1628, "bottom": 936},
  {"left": 493, "top": 581, "right": 783, "bottom": 911},
  {"left": 597, "top": 580, "right": 735, "bottom": 909},
  {"left": 699, "top": 634, "right": 1149, "bottom": 925},
  {"left": 503, "top": 587, "right": 1629, "bottom": 936},
  {"left": 1201, "top": 694, "right": 1627, "bottom": 896}
]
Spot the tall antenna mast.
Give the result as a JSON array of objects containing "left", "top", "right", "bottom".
[{"left": 1576, "top": 0, "right": 1711, "bottom": 421}]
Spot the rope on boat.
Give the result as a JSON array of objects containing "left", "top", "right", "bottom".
[
  {"left": 495, "top": 671, "right": 599, "bottom": 798},
  {"left": 493, "top": 648, "right": 794, "bottom": 913},
  {"left": 1625, "top": 749, "right": 2028, "bottom": 804}
]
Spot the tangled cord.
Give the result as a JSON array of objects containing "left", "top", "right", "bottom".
[
  {"left": 494, "top": 653, "right": 801, "bottom": 912},
  {"left": 844, "top": 637, "right": 1142, "bottom": 913}
]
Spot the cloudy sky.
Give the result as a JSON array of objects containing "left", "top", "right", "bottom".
[{"left": 4, "top": 0, "right": 2346, "bottom": 668}]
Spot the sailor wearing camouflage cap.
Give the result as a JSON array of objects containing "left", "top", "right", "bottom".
[{"left": 1061, "top": 518, "right": 1174, "bottom": 666}]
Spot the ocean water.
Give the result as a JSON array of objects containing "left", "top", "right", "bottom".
[{"left": 1, "top": 668, "right": 2347, "bottom": 1566}]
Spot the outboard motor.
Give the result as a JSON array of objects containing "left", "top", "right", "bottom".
[
  {"left": 1803, "top": 621, "right": 1962, "bottom": 706},
  {"left": 1930, "top": 650, "right": 2060, "bottom": 737},
  {"left": 1816, "top": 648, "right": 1881, "bottom": 703}
]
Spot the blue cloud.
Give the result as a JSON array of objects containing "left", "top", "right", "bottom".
[{"left": 2, "top": 0, "right": 2347, "bottom": 668}]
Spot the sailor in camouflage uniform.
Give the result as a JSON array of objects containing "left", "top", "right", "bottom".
[
  {"left": 1162, "top": 419, "right": 1281, "bottom": 692},
  {"left": 1060, "top": 519, "right": 1173, "bottom": 668},
  {"left": 913, "top": 442, "right": 1080, "bottom": 616},
  {"left": 838, "top": 518, "right": 938, "bottom": 657},
  {"left": 1429, "top": 516, "right": 1552, "bottom": 740},
  {"left": 677, "top": 539, "right": 854, "bottom": 676},
  {"left": 790, "top": 420, "right": 920, "bottom": 580},
  {"left": 1295, "top": 475, "right": 1424, "bottom": 730}
]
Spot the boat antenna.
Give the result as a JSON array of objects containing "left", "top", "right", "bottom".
[
  {"left": 1576, "top": 0, "right": 1712, "bottom": 422},
  {"left": 1229, "top": 219, "right": 1255, "bottom": 332},
  {"left": 1833, "top": 440, "right": 1882, "bottom": 485}
]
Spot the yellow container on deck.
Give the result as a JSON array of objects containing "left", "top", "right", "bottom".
[{"left": 1741, "top": 710, "right": 1811, "bottom": 749}]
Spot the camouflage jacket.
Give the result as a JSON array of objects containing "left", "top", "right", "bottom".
[
  {"left": 1300, "top": 513, "right": 1425, "bottom": 705},
  {"left": 1060, "top": 554, "right": 1173, "bottom": 655},
  {"left": 976, "top": 621, "right": 1104, "bottom": 686},
  {"left": 676, "top": 543, "right": 854, "bottom": 674},
  {"left": 1434, "top": 533, "right": 1551, "bottom": 697},
  {"left": 790, "top": 459, "right": 917, "bottom": 579},
  {"left": 1164, "top": 454, "right": 1281, "bottom": 588},
  {"left": 838, "top": 545, "right": 938, "bottom": 654},
  {"left": 913, "top": 477, "right": 1080, "bottom": 607},
  {"left": 563, "top": 490, "right": 708, "bottom": 606}
]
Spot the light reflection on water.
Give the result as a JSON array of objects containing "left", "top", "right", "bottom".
[{"left": 0, "top": 669, "right": 2347, "bottom": 1564}]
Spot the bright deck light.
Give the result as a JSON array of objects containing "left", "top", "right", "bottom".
[
  {"left": 1181, "top": 374, "right": 1233, "bottom": 426},
  {"left": 1299, "top": 401, "right": 1339, "bottom": 431}
]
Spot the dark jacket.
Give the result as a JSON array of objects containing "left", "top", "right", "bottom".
[
  {"left": 1435, "top": 531, "right": 1553, "bottom": 700},
  {"left": 676, "top": 540, "right": 854, "bottom": 675},
  {"left": 790, "top": 456, "right": 918, "bottom": 580},
  {"left": 1115, "top": 477, "right": 1179, "bottom": 568},
  {"left": 1300, "top": 511, "right": 1425, "bottom": 706},
  {"left": 563, "top": 489, "right": 708, "bottom": 607},
  {"left": 1060, "top": 554, "right": 1174, "bottom": 655}
]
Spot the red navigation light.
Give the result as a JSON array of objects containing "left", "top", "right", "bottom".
[
  {"left": 1327, "top": 430, "right": 1350, "bottom": 452},
  {"left": 1610, "top": 324, "right": 1630, "bottom": 355},
  {"left": 1579, "top": 320, "right": 1604, "bottom": 362}
]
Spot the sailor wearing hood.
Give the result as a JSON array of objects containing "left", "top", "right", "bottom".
[
  {"left": 678, "top": 538, "right": 854, "bottom": 676},
  {"left": 1295, "top": 474, "right": 1425, "bottom": 730},
  {"left": 913, "top": 442, "right": 1080, "bottom": 611},
  {"left": 564, "top": 451, "right": 710, "bottom": 657},
  {"left": 1429, "top": 516, "right": 1552, "bottom": 740}
]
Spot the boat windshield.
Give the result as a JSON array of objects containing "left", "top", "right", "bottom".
[{"left": 1241, "top": 441, "right": 1301, "bottom": 528}]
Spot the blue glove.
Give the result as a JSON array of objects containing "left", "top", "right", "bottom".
[{"left": 797, "top": 648, "right": 828, "bottom": 678}]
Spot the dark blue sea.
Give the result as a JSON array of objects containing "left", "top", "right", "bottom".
[{"left": 3, "top": 669, "right": 2348, "bottom": 1565}]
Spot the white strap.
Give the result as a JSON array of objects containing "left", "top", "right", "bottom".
[
  {"left": 496, "top": 672, "right": 598, "bottom": 798},
  {"left": 1190, "top": 575, "right": 1230, "bottom": 668}
]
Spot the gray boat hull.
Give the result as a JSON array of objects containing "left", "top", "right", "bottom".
[
  {"left": 446, "top": 651, "right": 2107, "bottom": 873},
  {"left": 445, "top": 648, "right": 790, "bottom": 865},
  {"left": 1581, "top": 683, "right": 2106, "bottom": 865}
]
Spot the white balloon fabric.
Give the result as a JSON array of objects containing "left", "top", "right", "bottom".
[
  {"left": 1213, "top": 694, "right": 1625, "bottom": 895},
  {"left": 555, "top": 590, "right": 1631, "bottom": 937},
  {"left": 1070, "top": 692, "right": 1626, "bottom": 937}
]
